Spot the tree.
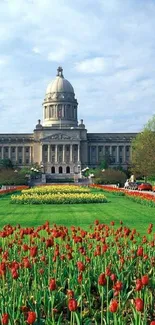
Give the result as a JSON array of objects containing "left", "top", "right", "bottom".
[
  {"left": 0, "top": 158, "right": 13, "bottom": 169},
  {"left": 131, "top": 115, "right": 155, "bottom": 178}
]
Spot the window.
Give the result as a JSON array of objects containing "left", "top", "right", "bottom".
[
  {"left": 119, "top": 157, "right": 122, "bottom": 163},
  {"left": 59, "top": 166, "right": 63, "bottom": 174},
  {"left": 51, "top": 166, "right": 55, "bottom": 174},
  {"left": 18, "top": 147, "right": 22, "bottom": 153},
  {"left": 45, "top": 106, "right": 47, "bottom": 118},
  {"left": 4, "top": 147, "right": 8, "bottom": 153},
  {"left": 18, "top": 158, "right": 22, "bottom": 164},
  {"left": 66, "top": 166, "right": 70, "bottom": 174},
  {"left": 26, "top": 147, "right": 29, "bottom": 153},
  {"left": 26, "top": 158, "right": 29, "bottom": 164},
  {"left": 11, "top": 147, "right": 15, "bottom": 153}
]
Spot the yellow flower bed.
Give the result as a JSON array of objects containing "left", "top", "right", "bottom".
[
  {"left": 22, "top": 185, "right": 90, "bottom": 195},
  {"left": 11, "top": 192, "right": 107, "bottom": 204}
]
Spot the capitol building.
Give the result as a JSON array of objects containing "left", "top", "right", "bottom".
[{"left": 0, "top": 67, "right": 137, "bottom": 178}]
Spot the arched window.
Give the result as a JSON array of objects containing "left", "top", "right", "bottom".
[
  {"left": 59, "top": 166, "right": 63, "bottom": 174},
  {"left": 66, "top": 166, "right": 70, "bottom": 174},
  {"left": 51, "top": 166, "right": 55, "bottom": 174}
]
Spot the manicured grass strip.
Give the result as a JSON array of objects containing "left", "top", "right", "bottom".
[{"left": 0, "top": 193, "right": 154, "bottom": 235}]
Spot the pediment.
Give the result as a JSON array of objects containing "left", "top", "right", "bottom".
[{"left": 41, "top": 133, "right": 75, "bottom": 142}]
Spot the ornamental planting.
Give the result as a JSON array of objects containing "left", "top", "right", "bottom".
[{"left": 0, "top": 221, "right": 154, "bottom": 324}]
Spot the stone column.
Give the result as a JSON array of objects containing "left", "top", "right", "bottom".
[
  {"left": 40, "top": 145, "right": 43, "bottom": 163},
  {"left": 110, "top": 146, "right": 112, "bottom": 156},
  {"left": 70, "top": 144, "right": 73, "bottom": 162},
  {"left": 8, "top": 147, "right": 11, "bottom": 159},
  {"left": 78, "top": 144, "right": 80, "bottom": 162},
  {"left": 22, "top": 147, "right": 25, "bottom": 165},
  {"left": 55, "top": 145, "right": 58, "bottom": 163},
  {"left": 63, "top": 145, "right": 65, "bottom": 162},
  {"left": 96, "top": 146, "right": 99, "bottom": 164},
  {"left": 1, "top": 147, "right": 4, "bottom": 159},
  {"left": 89, "top": 146, "right": 91, "bottom": 164},
  {"left": 15, "top": 147, "right": 18, "bottom": 162},
  {"left": 123, "top": 146, "right": 126, "bottom": 163},
  {"left": 48, "top": 145, "right": 50, "bottom": 163},
  {"left": 29, "top": 146, "right": 32, "bottom": 164},
  {"left": 116, "top": 146, "right": 119, "bottom": 163},
  {"left": 102, "top": 146, "right": 105, "bottom": 159}
]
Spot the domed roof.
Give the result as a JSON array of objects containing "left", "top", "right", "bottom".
[{"left": 46, "top": 67, "right": 74, "bottom": 95}]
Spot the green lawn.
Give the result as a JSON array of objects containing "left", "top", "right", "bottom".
[{"left": 0, "top": 193, "right": 154, "bottom": 235}]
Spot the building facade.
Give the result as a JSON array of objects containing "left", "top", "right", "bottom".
[{"left": 0, "top": 67, "right": 137, "bottom": 177}]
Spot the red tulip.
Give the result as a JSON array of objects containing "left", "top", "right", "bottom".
[
  {"left": 135, "top": 279, "right": 143, "bottom": 291},
  {"left": 98, "top": 273, "right": 106, "bottom": 286},
  {"left": 109, "top": 299, "right": 118, "bottom": 313},
  {"left": 30, "top": 246, "right": 38, "bottom": 258},
  {"left": 68, "top": 298, "right": 78, "bottom": 312},
  {"left": 1, "top": 313, "right": 9, "bottom": 325},
  {"left": 110, "top": 273, "right": 117, "bottom": 282},
  {"left": 137, "top": 247, "right": 143, "bottom": 257},
  {"left": 113, "top": 281, "right": 123, "bottom": 292},
  {"left": 78, "top": 273, "right": 83, "bottom": 284},
  {"left": 27, "top": 311, "right": 36, "bottom": 324},
  {"left": 141, "top": 275, "right": 149, "bottom": 286},
  {"left": 150, "top": 321, "right": 155, "bottom": 325},
  {"left": 135, "top": 298, "right": 144, "bottom": 312},
  {"left": 77, "top": 261, "right": 85, "bottom": 272},
  {"left": 49, "top": 278, "right": 56, "bottom": 291}
]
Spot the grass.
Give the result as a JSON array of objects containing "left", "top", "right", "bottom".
[{"left": 0, "top": 192, "right": 155, "bottom": 235}]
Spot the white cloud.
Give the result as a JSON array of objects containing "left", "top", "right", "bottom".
[
  {"left": 32, "top": 47, "right": 40, "bottom": 54},
  {"left": 75, "top": 57, "right": 105, "bottom": 73},
  {"left": 0, "top": 0, "right": 155, "bottom": 132}
]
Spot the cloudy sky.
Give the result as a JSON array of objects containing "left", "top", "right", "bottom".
[{"left": 0, "top": 0, "right": 155, "bottom": 133}]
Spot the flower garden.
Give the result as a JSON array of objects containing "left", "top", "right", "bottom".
[
  {"left": 11, "top": 185, "right": 107, "bottom": 205},
  {"left": 0, "top": 221, "right": 154, "bottom": 325},
  {"left": 0, "top": 184, "right": 155, "bottom": 324},
  {"left": 90, "top": 184, "right": 155, "bottom": 207}
]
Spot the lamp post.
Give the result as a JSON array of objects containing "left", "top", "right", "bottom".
[{"left": 40, "top": 163, "right": 46, "bottom": 184}]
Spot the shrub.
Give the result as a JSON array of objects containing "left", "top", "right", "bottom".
[
  {"left": 0, "top": 169, "right": 27, "bottom": 187},
  {"left": 94, "top": 168, "right": 126, "bottom": 186}
]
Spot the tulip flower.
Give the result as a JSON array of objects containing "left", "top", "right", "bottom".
[
  {"left": 49, "top": 278, "right": 56, "bottom": 291},
  {"left": 68, "top": 298, "right": 78, "bottom": 312},
  {"left": 27, "top": 311, "right": 36, "bottom": 324},
  {"left": 135, "top": 298, "right": 144, "bottom": 312},
  {"left": 98, "top": 273, "right": 107, "bottom": 286},
  {"left": 109, "top": 299, "right": 118, "bottom": 313},
  {"left": 141, "top": 275, "right": 149, "bottom": 286},
  {"left": 77, "top": 261, "right": 85, "bottom": 272},
  {"left": 1, "top": 313, "right": 9, "bottom": 325}
]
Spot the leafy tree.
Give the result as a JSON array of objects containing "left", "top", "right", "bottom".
[
  {"left": 0, "top": 159, "right": 13, "bottom": 169},
  {"left": 131, "top": 115, "right": 155, "bottom": 179}
]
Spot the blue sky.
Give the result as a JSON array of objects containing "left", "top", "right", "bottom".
[{"left": 0, "top": 0, "right": 155, "bottom": 133}]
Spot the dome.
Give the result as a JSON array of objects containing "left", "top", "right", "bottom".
[{"left": 46, "top": 67, "right": 74, "bottom": 95}]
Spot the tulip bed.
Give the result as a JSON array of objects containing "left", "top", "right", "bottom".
[
  {"left": 90, "top": 185, "right": 155, "bottom": 207},
  {"left": 11, "top": 185, "right": 107, "bottom": 205},
  {"left": 0, "top": 221, "right": 154, "bottom": 325},
  {"left": 11, "top": 192, "right": 107, "bottom": 205},
  {"left": 22, "top": 185, "right": 90, "bottom": 195},
  {"left": 0, "top": 186, "right": 29, "bottom": 197}
]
